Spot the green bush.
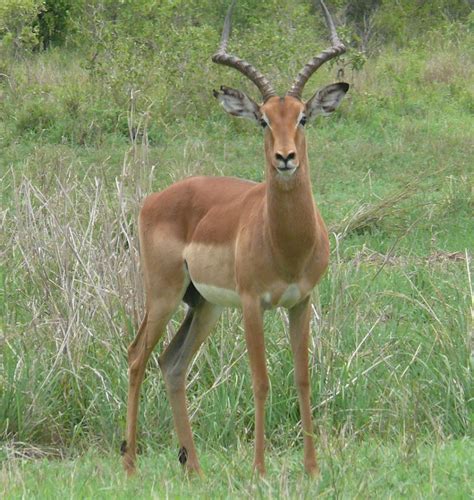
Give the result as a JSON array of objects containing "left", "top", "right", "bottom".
[
  {"left": 0, "top": 0, "right": 44, "bottom": 55},
  {"left": 35, "top": 0, "right": 74, "bottom": 49}
]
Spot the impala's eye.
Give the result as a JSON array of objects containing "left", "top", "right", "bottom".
[
  {"left": 260, "top": 119, "right": 268, "bottom": 128},
  {"left": 299, "top": 116, "right": 307, "bottom": 127}
]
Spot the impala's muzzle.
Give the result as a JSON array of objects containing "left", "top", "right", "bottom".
[{"left": 275, "top": 151, "right": 298, "bottom": 175}]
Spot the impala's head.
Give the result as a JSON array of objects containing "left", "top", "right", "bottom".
[
  {"left": 214, "top": 86, "right": 348, "bottom": 175},
  {"left": 212, "top": 0, "right": 349, "bottom": 177}
]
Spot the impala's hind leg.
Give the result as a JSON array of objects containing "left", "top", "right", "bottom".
[
  {"left": 122, "top": 265, "right": 187, "bottom": 475},
  {"left": 159, "top": 298, "right": 222, "bottom": 475}
]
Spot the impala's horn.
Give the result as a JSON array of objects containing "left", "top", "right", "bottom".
[
  {"left": 287, "top": 0, "right": 346, "bottom": 100},
  {"left": 212, "top": 0, "right": 276, "bottom": 102}
]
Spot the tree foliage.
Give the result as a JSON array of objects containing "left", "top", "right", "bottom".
[
  {"left": 35, "top": 0, "right": 74, "bottom": 49},
  {"left": 1, "top": 0, "right": 471, "bottom": 56},
  {"left": 0, "top": 0, "right": 44, "bottom": 55}
]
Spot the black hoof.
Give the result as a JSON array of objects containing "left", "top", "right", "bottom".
[
  {"left": 178, "top": 446, "right": 188, "bottom": 465},
  {"left": 120, "top": 440, "right": 127, "bottom": 456}
]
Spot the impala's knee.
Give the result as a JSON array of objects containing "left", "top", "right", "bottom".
[
  {"left": 254, "top": 379, "right": 269, "bottom": 400},
  {"left": 128, "top": 347, "right": 148, "bottom": 381},
  {"left": 166, "top": 371, "right": 185, "bottom": 393},
  {"left": 127, "top": 341, "right": 143, "bottom": 367},
  {"left": 160, "top": 361, "right": 185, "bottom": 394},
  {"left": 295, "top": 376, "right": 310, "bottom": 393},
  {"left": 128, "top": 360, "right": 141, "bottom": 381},
  {"left": 127, "top": 343, "right": 136, "bottom": 361}
]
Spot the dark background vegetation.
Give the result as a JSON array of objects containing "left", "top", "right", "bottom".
[{"left": 1, "top": 0, "right": 472, "bottom": 143}]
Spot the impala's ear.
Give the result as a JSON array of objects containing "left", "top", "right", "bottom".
[
  {"left": 213, "top": 85, "right": 261, "bottom": 123},
  {"left": 305, "top": 82, "right": 349, "bottom": 120}
]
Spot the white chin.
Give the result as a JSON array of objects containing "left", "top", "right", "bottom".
[{"left": 277, "top": 167, "right": 297, "bottom": 177}]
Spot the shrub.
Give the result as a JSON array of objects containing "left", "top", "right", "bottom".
[
  {"left": 0, "top": 0, "right": 44, "bottom": 55},
  {"left": 35, "top": 0, "right": 74, "bottom": 49}
]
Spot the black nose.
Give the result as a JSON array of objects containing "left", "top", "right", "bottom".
[{"left": 275, "top": 152, "right": 295, "bottom": 164}]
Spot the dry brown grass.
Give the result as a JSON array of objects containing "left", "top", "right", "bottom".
[{"left": 423, "top": 52, "right": 473, "bottom": 85}]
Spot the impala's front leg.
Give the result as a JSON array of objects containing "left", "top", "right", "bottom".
[
  {"left": 242, "top": 296, "right": 268, "bottom": 476},
  {"left": 288, "top": 296, "right": 319, "bottom": 477}
]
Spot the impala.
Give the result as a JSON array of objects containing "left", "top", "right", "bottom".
[{"left": 121, "top": 0, "right": 349, "bottom": 477}]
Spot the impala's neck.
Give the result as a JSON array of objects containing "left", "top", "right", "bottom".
[{"left": 264, "top": 134, "right": 320, "bottom": 273}]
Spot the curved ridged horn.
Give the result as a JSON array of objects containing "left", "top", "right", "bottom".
[
  {"left": 212, "top": 0, "right": 276, "bottom": 101},
  {"left": 287, "top": 0, "right": 346, "bottom": 99}
]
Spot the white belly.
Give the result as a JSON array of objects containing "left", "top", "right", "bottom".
[
  {"left": 192, "top": 282, "right": 303, "bottom": 309},
  {"left": 193, "top": 282, "right": 242, "bottom": 307}
]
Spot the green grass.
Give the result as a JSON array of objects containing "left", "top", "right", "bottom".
[{"left": 2, "top": 440, "right": 473, "bottom": 498}]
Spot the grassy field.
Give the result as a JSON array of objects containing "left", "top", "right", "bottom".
[
  {"left": 1, "top": 1, "right": 473, "bottom": 497},
  {"left": 2, "top": 440, "right": 473, "bottom": 498}
]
